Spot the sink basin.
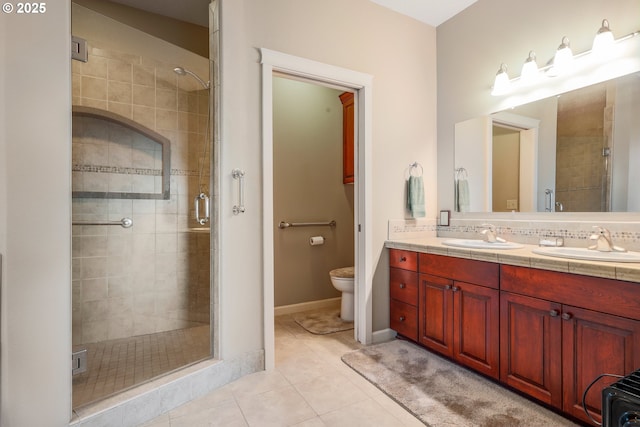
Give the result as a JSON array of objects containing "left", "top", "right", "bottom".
[
  {"left": 442, "top": 239, "right": 524, "bottom": 250},
  {"left": 532, "top": 247, "right": 640, "bottom": 263}
]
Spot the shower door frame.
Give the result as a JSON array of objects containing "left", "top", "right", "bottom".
[{"left": 260, "top": 48, "right": 374, "bottom": 370}]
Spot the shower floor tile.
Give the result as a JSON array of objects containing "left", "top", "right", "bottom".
[{"left": 72, "top": 324, "right": 210, "bottom": 408}]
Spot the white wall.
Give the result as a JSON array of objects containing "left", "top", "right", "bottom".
[
  {"left": 0, "top": 3, "right": 73, "bottom": 426},
  {"left": 437, "top": 0, "right": 640, "bottom": 214},
  {"left": 219, "top": 0, "right": 437, "bottom": 349},
  {"left": 0, "top": 0, "right": 438, "bottom": 422}
]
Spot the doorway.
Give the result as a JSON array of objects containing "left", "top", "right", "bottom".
[
  {"left": 272, "top": 75, "right": 355, "bottom": 320},
  {"left": 260, "top": 49, "right": 374, "bottom": 369}
]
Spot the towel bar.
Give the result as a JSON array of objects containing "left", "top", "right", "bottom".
[{"left": 72, "top": 217, "right": 133, "bottom": 228}]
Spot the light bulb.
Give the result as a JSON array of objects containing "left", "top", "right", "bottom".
[
  {"left": 592, "top": 19, "right": 615, "bottom": 57},
  {"left": 552, "top": 36, "right": 573, "bottom": 75},
  {"left": 520, "top": 51, "right": 539, "bottom": 84},
  {"left": 491, "top": 63, "right": 510, "bottom": 96}
]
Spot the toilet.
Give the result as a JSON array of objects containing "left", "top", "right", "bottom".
[{"left": 329, "top": 266, "right": 355, "bottom": 321}]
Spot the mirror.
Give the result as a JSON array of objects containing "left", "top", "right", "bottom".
[{"left": 454, "top": 71, "right": 640, "bottom": 212}]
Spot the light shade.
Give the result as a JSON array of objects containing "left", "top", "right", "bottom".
[
  {"left": 491, "top": 63, "right": 510, "bottom": 96},
  {"left": 552, "top": 36, "right": 573, "bottom": 75},
  {"left": 592, "top": 19, "right": 615, "bottom": 56},
  {"left": 520, "top": 51, "right": 539, "bottom": 84}
]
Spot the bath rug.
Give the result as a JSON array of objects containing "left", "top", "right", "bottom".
[
  {"left": 293, "top": 308, "right": 353, "bottom": 335},
  {"left": 342, "top": 339, "right": 579, "bottom": 427}
]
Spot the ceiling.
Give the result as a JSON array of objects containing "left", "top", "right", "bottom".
[
  {"left": 108, "top": 0, "right": 476, "bottom": 28},
  {"left": 369, "top": 0, "right": 477, "bottom": 27}
]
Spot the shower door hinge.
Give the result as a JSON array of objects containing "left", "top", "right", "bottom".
[
  {"left": 72, "top": 349, "right": 87, "bottom": 375},
  {"left": 71, "top": 36, "right": 88, "bottom": 62}
]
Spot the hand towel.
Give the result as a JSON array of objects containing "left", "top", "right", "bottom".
[
  {"left": 407, "top": 176, "right": 426, "bottom": 218},
  {"left": 456, "top": 179, "right": 470, "bottom": 212}
]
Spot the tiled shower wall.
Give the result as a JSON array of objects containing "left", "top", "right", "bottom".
[
  {"left": 71, "top": 42, "right": 210, "bottom": 345},
  {"left": 555, "top": 82, "right": 611, "bottom": 212}
]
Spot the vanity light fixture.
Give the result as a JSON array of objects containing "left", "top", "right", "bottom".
[
  {"left": 592, "top": 19, "right": 615, "bottom": 56},
  {"left": 520, "top": 51, "right": 540, "bottom": 84},
  {"left": 491, "top": 19, "right": 640, "bottom": 97},
  {"left": 491, "top": 63, "right": 510, "bottom": 96}
]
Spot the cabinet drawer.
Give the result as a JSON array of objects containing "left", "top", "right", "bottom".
[
  {"left": 389, "top": 249, "right": 418, "bottom": 271},
  {"left": 419, "top": 253, "right": 498, "bottom": 289},
  {"left": 390, "top": 299, "right": 418, "bottom": 341},
  {"left": 390, "top": 268, "right": 418, "bottom": 305},
  {"left": 501, "top": 265, "right": 640, "bottom": 321}
]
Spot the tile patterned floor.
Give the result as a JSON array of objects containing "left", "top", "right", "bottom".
[
  {"left": 141, "top": 313, "right": 423, "bottom": 427},
  {"left": 73, "top": 324, "right": 211, "bottom": 408}
]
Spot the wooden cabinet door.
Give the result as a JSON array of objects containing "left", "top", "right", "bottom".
[
  {"left": 500, "top": 292, "right": 563, "bottom": 408},
  {"left": 339, "top": 92, "right": 354, "bottom": 184},
  {"left": 453, "top": 281, "right": 499, "bottom": 379},
  {"left": 562, "top": 306, "right": 640, "bottom": 425},
  {"left": 418, "top": 273, "right": 453, "bottom": 357}
]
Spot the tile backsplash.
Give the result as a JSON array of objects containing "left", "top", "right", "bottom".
[{"left": 389, "top": 216, "right": 640, "bottom": 251}]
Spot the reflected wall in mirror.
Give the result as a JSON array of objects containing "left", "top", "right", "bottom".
[{"left": 454, "top": 72, "right": 640, "bottom": 213}]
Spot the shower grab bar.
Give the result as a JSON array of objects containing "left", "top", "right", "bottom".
[
  {"left": 232, "top": 169, "right": 246, "bottom": 215},
  {"left": 278, "top": 220, "right": 336, "bottom": 229},
  {"left": 195, "top": 192, "right": 210, "bottom": 225},
  {"left": 72, "top": 217, "right": 133, "bottom": 228}
]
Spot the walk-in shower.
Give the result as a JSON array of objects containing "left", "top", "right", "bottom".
[{"left": 70, "top": 20, "right": 212, "bottom": 407}]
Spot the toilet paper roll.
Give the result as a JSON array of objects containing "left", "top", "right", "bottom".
[{"left": 309, "top": 236, "right": 325, "bottom": 246}]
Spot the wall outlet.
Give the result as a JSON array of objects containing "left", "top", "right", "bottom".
[{"left": 506, "top": 199, "right": 518, "bottom": 209}]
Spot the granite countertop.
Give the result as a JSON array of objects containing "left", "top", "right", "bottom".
[{"left": 385, "top": 237, "right": 640, "bottom": 283}]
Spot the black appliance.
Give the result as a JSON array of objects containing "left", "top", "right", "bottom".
[{"left": 603, "top": 370, "right": 640, "bottom": 427}]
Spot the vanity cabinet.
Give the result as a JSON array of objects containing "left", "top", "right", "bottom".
[
  {"left": 418, "top": 254, "right": 500, "bottom": 379},
  {"left": 389, "top": 249, "right": 418, "bottom": 340},
  {"left": 388, "top": 248, "right": 640, "bottom": 425},
  {"left": 500, "top": 265, "right": 640, "bottom": 425}
]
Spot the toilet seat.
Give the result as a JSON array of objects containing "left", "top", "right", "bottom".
[{"left": 330, "top": 266, "right": 354, "bottom": 279}]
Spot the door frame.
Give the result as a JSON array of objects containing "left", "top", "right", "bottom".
[{"left": 260, "top": 48, "right": 373, "bottom": 369}]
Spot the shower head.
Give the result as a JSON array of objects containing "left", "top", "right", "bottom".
[{"left": 173, "top": 66, "right": 210, "bottom": 89}]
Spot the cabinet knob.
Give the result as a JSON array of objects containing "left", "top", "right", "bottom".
[
  {"left": 399, "top": 283, "right": 406, "bottom": 289},
  {"left": 399, "top": 316, "right": 406, "bottom": 322},
  {"left": 445, "top": 285, "right": 452, "bottom": 290},
  {"left": 400, "top": 256, "right": 407, "bottom": 262},
  {"left": 549, "top": 309, "right": 560, "bottom": 317},
  {"left": 452, "top": 286, "right": 460, "bottom": 292},
  {"left": 561, "top": 312, "right": 573, "bottom": 321}
]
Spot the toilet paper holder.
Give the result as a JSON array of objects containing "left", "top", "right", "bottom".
[{"left": 309, "top": 236, "right": 325, "bottom": 246}]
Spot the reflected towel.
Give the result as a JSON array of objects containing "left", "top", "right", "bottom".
[
  {"left": 407, "top": 176, "right": 425, "bottom": 218},
  {"left": 456, "top": 179, "right": 470, "bottom": 212}
]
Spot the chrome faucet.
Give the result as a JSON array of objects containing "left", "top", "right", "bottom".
[
  {"left": 481, "top": 224, "right": 507, "bottom": 243},
  {"left": 588, "top": 226, "right": 626, "bottom": 252}
]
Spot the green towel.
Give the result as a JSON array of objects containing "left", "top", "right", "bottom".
[
  {"left": 456, "top": 179, "right": 470, "bottom": 212},
  {"left": 407, "top": 176, "right": 425, "bottom": 218}
]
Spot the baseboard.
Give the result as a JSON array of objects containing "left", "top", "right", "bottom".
[
  {"left": 274, "top": 297, "right": 341, "bottom": 316},
  {"left": 372, "top": 328, "right": 397, "bottom": 344}
]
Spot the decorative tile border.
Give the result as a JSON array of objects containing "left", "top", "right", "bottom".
[
  {"left": 438, "top": 219, "right": 640, "bottom": 251},
  {"left": 73, "top": 164, "right": 208, "bottom": 177},
  {"left": 388, "top": 218, "right": 437, "bottom": 240},
  {"left": 389, "top": 218, "right": 640, "bottom": 251}
]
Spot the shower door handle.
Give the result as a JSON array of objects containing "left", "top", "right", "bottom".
[{"left": 195, "top": 192, "right": 210, "bottom": 225}]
